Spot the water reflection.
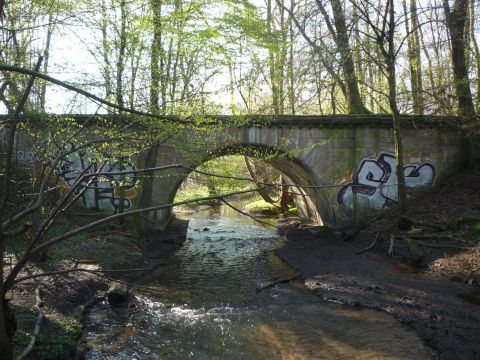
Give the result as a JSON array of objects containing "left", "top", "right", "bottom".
[{"left": 85, "top": 206, "right": 430, "bottom": 359}]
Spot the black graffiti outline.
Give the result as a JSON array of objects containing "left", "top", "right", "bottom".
[
  {"left": 57, "top": 142, "right": 137, "bottom": 212},
  {"left": 337, "top": 152, "right": 435, "bottom": 207}
]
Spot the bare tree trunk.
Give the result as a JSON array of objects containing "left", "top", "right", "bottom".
[
  {"left": 469, "top": 0, "right": 480, "bottom": 112},
  {"left": 329, "top": 0, "right": 370, "bottom": 114},
  {"left": 101, "top": 0, "right": 112, "bottom": 103},
  {"left": 267, "top": 0, "right": 280, "bottom": 115},
  {"left": 386, "top": 0, "right": 407, "bottom": 212},
  {"left": 115, "top": 0, "right": 127, "bottom": 109},
  {"left": 150, "top": 0, "right": 161, "bottom": 111},
  {"left": 39, "top": 13, "right": 54, "bottom": 110},
  {"left": 288, "top": 0, "right": 295, "bottom": 115},
  {"left": 0, "top": 57, "right": 42, "bottom": 360},
  {"left": 418, "top": 15, "right": 440, "bottom": 110},
  {"left": 228, "top": 56, "right": 235, "bottom": 114},
  {"left": 403, "top": 0, "right": 424, "bottom": 114},
  {"left": 444, "top": 0, "right": 476, "bottom": 116},
  {"left": 278, "top": 0, "right": 289, "bottom": 115}
]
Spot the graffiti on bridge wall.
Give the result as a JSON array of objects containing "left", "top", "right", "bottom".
[
  {"left": 0, "top": 128, "right": 43, "bottom": 163},
  {"left": 57, "top": 143, "right": 137, "bottom": 212},
  {"left": 337, "top": 152, "right": 435, "bottom": 211}
]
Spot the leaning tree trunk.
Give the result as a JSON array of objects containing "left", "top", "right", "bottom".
[
  {"left": 403, "top": 0, "right": 424, "bottom": 115},
  {"left": 244, "top": 157, "right": 276, "bottom": 204}
]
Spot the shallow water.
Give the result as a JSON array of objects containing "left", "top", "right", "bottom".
[{"left": 84, "top": 206, "right": 430, "bottom": 359}]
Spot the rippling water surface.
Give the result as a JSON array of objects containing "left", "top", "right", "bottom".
[{"left": 85, "top": 206, "right": 430, "bottom": 359}]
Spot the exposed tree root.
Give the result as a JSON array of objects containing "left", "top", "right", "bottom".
[{"left": 356, "top": 233, "right": 380, "bottom": 255}]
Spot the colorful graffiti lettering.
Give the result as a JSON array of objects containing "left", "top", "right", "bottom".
[
  {"left": 57, "top": 143, "right": 137, "bottom": 212},
  {"left": 337, "top": 152, "right": 435, "bottom": 210}
]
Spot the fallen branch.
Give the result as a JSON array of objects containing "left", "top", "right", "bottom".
[
  {"left": 12, "top": 267, "right": 153, "bottom": 285},
  {"left": 356, "top": 233, "right": 380, "bottom": 255},
  {"left": 16, "top": 287, "right": 43, "bottom": 360},
  {"left": 255, "top": 275, "right": 300, "bottom": 292}
]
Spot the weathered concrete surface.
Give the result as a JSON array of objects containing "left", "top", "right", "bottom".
[
  {"left": 1, "top": 115, "right": 475, "bottom": 232},
  {"left": 137, "top": 117, "right": 474, "bottom": 232}
]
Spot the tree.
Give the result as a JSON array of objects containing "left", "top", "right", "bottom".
[
  {"left": 403, "top": 0, "right": 424, "bottom": 114},
  {"left": 0, "top": 65, "right": 271, "bottom": 358},
  {"left": 276, "top": 0, "right": 371, "bottom": 114},
  {"left": 351, "top": 0, "right": 408, "bottom": 211},
  {"left": 443, "top": 0, "right": 476, "bottom": 116}
]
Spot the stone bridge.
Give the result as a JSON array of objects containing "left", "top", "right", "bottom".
[
  {"left": 1, "top": 115, "right": 476, "bottom": 232},
  {"left": 134, "top": 115, "right": 475, "bottom": 232}
]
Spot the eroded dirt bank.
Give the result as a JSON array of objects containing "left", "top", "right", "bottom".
[{"left": 276, "top": 169, "right": 480, "bottom": 360}]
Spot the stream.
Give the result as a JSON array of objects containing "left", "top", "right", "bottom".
[{"left": 84, "top": 205, "right": 430, "bottom": 359}]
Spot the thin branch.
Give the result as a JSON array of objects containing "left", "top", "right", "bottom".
[
  {"left": 0, "top": 65, "right": 194, "bottom": 124},
  {"left": 16, "top": 287, "right": 43, "bottom": 360},
  {"left": 12, "top": 267, "right": 153, "bottom": 285},
  {"left": 356, "top": 232, "right": 379, "bottom": 255},
  {"left": 220, "top": 198, "right": 279, "bottom": 229}
]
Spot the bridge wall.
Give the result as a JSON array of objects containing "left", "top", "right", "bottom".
[
  {"left": 139, "top": 123, "right": 472, "bottom": 232},
  {"left": 1, "top": 116, "right": 474, "bottom": 233}
]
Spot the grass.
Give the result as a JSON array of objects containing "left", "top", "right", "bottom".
[
  {"left": 175, "top": 186, "right": 210, "bottom": 203},
  {"left": 244, "top": 199, "right": 279, "bottom": 214},
  {"left": 287, "top": 206, "right": 298, "bottom": 215},
  {"left": 473, "top": 223, "right": 480, "bottom": 235},
  {"left": 12, "top": 305, "right": 82, "bottom": 360}
]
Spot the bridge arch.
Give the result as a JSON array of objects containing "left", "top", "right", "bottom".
[{"left": 141, "top": 143, "right": 334, "bottom": 232}]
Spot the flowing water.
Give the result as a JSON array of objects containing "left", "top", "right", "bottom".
[{"left": 84, "top": 205, "right": 430, "bottom": 359}]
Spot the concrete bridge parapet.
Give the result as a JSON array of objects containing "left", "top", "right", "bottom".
[
  {"left": 135, "top": 116, "right": 473, "bottom": 232},
  {"left": 1, "top": 115, "right": 474, "bottom": 233}
]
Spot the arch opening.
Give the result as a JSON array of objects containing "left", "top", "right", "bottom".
[{"left": 165, "top": 144, "right": 331, "bottom": 227}]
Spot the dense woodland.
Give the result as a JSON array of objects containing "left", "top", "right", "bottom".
[
  {"left": 0, "top": 0, "right": 479, "bottom": 117},
  {"left": 1, "top": 0, "right": 480, "bottom": 359}
]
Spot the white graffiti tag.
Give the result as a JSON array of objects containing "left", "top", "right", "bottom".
[
  {"left": 337, "top": 153, "right": 435, "bottom": 211},
  {"left": 57, "top": 143, "right": 137, "bottom": 212}
]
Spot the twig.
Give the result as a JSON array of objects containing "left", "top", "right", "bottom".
[
  {"left": 16, "top": 287, "right": 43, "bottom": 360},
  {"left": 0, "top": 64, "right": 193, "bottom": 124},
  {"left": 12, "top": 267, "right": 153, "bottom": 285},
  {"left": 356, "top": 233, "right": 380, "bottom": 255}
]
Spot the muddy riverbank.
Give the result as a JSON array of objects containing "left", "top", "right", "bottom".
[
  {"left": 276, "top": 169, "right": 480, "bottom": 360},
  {"left": 276, "top": 232, "right": 480, "bottom": 359}
]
